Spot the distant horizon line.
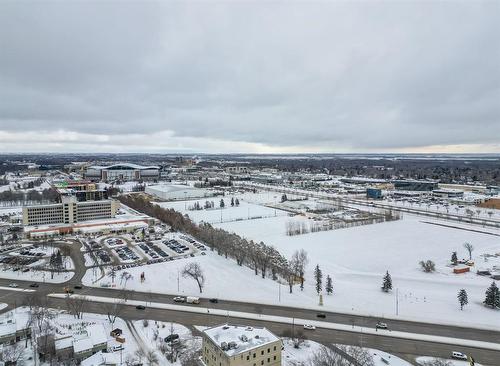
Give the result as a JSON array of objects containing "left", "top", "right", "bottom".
[{"left": 1, "top": 152, "right": 500, "bottom": 156}]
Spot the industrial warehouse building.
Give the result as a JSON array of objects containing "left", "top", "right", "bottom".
[
  {"left": 84, "top": 163, "right": 160, "bottom": 181},
  {"left": 201, "top": 324, "right": 281, "bottom": 366},
  {"left": 145, "top": 184, "right": 214, "bottom": 200}
]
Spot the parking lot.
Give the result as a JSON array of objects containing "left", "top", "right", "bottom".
[
  {"left": 81, "top": 227, "right": 208, "bottom": 273},
  {"left": 80, "top": 228, "right": 208, "bottom": 275}
]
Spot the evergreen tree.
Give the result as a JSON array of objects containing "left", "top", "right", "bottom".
[
  {"left": 281, "top": 194, "right": 288, "bottom": 202},
  {"left": 484, "top": 281, "right": 500, "bottom": 309},
  {"left": 235, "top": 198, "right": 240, "bottom": 206},
  {"left": 451, "top": 251, "right": 458, "bottom": 265},
  {"left": 314, "top": 265, "right": 323, "bottom": 294},
  {"left": 55, "top": 250, "right": 63, "bottom": 269},
  {"left": 326, "top": 275, "right": 333, "bottom": 295},
  {"left": 231, "top": 197, "right": 234, "bottom": 207},
  {"left": 220, "top": 199, "right": 225, "bottom": 208},
  {"left": 381, "top": 271, "right": 392, "bottom": 292},
  {"left": 457, "top": 289, "right": 468, "bottom": 310}
]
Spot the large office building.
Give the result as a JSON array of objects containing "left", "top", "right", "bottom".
[
  {"left": 84, "top": 163, "right": 160, "bottom": 182},
  {"left": 201, "top": 324, "right": 281, "bottom": 366},
  {"left": 23, "top": 196, "right": 119, "bottom": 226},
  {"left": 393, "top": 179, "right": 438, "bottom": 191}
]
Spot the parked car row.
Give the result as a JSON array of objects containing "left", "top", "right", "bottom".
[
  {"left": 114, "top": 247, "right": 139, "bottom": 261},
  {"left": 163, "top": 239, "right": 190, "bottom": 254},
  {"left": 0, "top": 245, "right": 18, "bottom": 254},
  {"left": 17, "top": 250, "right": 45, "bottom": 257},
  {"left": 96, "top": 250, "right": 111, "bottom": 263},
  {"left": 106, "top": 238, "right": 125, "bottom": 247},
  {"left": 145, "top": 241, "right": 169, "bottom": 258},
  {"left": 180, "top": 235, "right": 206, "bottom": 251},
  {"left": 0, "top": 255, "right": 38, "bottom": 266}
]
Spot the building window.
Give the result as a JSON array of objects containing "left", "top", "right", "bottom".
[
  {"left": 253, "top": 353, "right": 256, "bottom": 358},
  {"left": 261, "top": 350, "right": 264, "bottom": 355},
  {"left": 261, "top": 361, "right": 264, "bottom": 365},
  {"left": 273, "top": 356, "right": 277, "bottom": 361},
  {"left": 267, "top": 358, "right": 270, "bottom": 363}
]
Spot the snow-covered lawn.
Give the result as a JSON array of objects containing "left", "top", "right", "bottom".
[
  {"left": 0, "top": 267, "right": 74, "bottom": 283},
  {"left": 156, "top": 198, "right": 287, "bottom": 225},
  {"left": 214, "top": 211, "right": 500, "bottom": 327}
]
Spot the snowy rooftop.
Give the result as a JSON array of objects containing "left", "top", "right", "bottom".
[
  {"left": 73, "top": 337, "right": 93, "bottom": 353},
  {"left": 147, "top": 184, "right": 207, "bottom": 193},
  {"left": 55, "top": 335, "right": 73, "bottom": 350},
  {"left": 203, "top": 324, "right": 279, "bottom": 357},
  {"left": 81, "top": 351, "right": 120, "bottom": 366}
]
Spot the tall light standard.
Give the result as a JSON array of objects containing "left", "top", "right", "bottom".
[{"left": 184, "top": 192, "right": 187, "bottom": 210}]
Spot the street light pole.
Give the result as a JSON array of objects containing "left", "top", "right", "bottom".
[{"left": 396, "top": 288, "right": 399, "bottom": 316}]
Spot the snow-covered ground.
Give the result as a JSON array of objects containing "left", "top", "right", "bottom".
[
  {"left": 84, "top": 190, "right": 500, "bottom": 328},
  {"left": 132, "top": 319, "right": 201, "bottom": 365},
  {"left": 416, "top": 356, "right": 482, "bottom": 366},
  {"left": 156, "top": 198, "right": 287, "bottom": 225},
  {"left": 282, "top": 338, "right": 322, "bottom": 365},
  {"left": 0, "top": 267, "right": 74, "bottom": 283}
]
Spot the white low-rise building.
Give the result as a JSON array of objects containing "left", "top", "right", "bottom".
[{"left": 146, "top": 184, "right": 214, "bottom": 201}]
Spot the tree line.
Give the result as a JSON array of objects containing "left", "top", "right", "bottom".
[{"left": 118, "top": 194, "right": 309, "bottom": 293}]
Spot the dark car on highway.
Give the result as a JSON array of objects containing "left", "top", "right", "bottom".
[
  {"left": 29, "top": 283, "right": 39, "bottom": 288},
  {"left": 136, "top": 305, "right": 146, "bottom": 310},
  {"left": 316, "top": 313, "right": 326, "bottom": 319},
  {"left": 209, "top": 298, "right": 218, "bottom": 303}
]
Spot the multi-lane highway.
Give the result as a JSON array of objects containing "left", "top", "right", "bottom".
[{"left": 0, "top": 276, "right": 499, "bottom": 365}]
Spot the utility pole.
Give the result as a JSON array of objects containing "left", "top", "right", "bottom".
[
  {"left": 396, "top": 288, "right": 399, "bottom": 316},
  {"left": 177, "top": 270, "right": 180, "bottom": 292}
]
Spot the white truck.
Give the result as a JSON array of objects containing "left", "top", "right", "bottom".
[{"left": 186, "top": 296, "right": 200, "bottom": 304}]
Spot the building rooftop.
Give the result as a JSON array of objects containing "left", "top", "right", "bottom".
[
  {"left": 203, "top": 324, "right": 279, "bottom": 357},
  {"left": 89, "top": 163, "right": 159, "bottom": 170},
  {"left": 73, "top": 337, "right": 93, "bottom": 353}
]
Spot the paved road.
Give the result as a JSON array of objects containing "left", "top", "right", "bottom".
[{"left": 0, "top": 278, "right": 499, "bottom": 365}]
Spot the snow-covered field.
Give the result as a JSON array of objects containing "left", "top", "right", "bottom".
[
  {"left": 156, "top": 198, "right": 287, "bottom": 225},
  {"left": 85, "top": 191, "right": 500, "bottom": 328}
]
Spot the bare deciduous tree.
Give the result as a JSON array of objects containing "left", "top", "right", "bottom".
[
  {"left": 463, "top": 242, "right": 474, "bottom": 260},
  {"left": 66, "top": 295, "right": 88, "bottom": 319},
  {"left": 182, "top": 262, "right": 205, "bottom": 293}
]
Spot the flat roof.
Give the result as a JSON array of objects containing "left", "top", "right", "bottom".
[
  {"left": 146, "top": 184, "right": 208, "bottom": 193},
  {"left": 203, "top": 324, "right": 279, "bottom": 357},
  {"left": 89, "top": 163, "right": 159, "bottom": 170}
]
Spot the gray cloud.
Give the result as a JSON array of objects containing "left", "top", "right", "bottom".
[{"left": 0, "top": 0, "right": 499, "bottom": 152}]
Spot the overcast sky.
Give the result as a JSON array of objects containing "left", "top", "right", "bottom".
[{"left": 0, "top": 0, "right": 499, "bottom": 154}]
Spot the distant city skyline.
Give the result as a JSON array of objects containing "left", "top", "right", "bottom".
[{"left": 0, "top": 1, "right": 499, "bottom": 153}]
